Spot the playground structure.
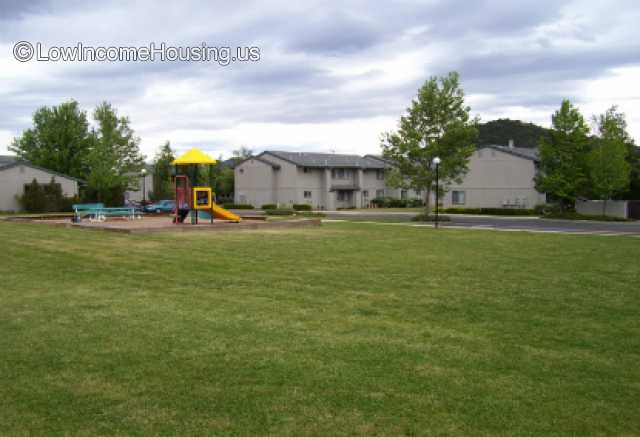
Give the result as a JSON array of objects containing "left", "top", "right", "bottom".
[{"left": 172, "top": 148, "right": 241, "bottom": 224}]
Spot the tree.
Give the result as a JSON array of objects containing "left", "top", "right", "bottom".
[
  {"left": 150, "top": 141, "right": 175, "bottom": 201},
  {"left": 214, "top": 166, "right": 235, "bottom": 200},
  {"left": 18, "top": 179, "right": 47, "bottom": 212},
  {"left": 232, "top": 146, "right": 253, "bottom": 162},
  {"left": 536, "top": 100, "right": 591, "bottom": 211},
  {"left": 477, "top": 119, "right": 551, "bottom": 148},
  {"left": 84, "top": 102, "right": 145, "bottom": 204},
  {"left": 625, "top": 146, "right": 640, "bottom": 200},
  {"left": 9, "top": 100, "right": 91, "bottom": 179},
  {"left": 381, "top": 72, "right": 477, "bottom": 215},
  {"left": 587, "top": 106, "right": 631, "bottom": 215}
]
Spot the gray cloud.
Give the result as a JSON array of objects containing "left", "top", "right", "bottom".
[{"left": 1, "top": 0, "right": 639, "bottom": 155}]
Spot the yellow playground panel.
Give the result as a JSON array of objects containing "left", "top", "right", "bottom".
[{"left": 193, "top": 187, "right": 212, "bottom": 210}]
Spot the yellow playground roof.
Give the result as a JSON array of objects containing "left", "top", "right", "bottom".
[{"left": 172, "top": 148, "right": 217, "bottom": 165}]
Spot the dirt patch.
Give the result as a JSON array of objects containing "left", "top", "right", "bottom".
[{"left": 10, "top": 215, "right": 320, "bottom": 234}]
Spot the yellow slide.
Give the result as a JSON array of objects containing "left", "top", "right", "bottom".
[{"left": 211, "top": 202, "right": 242, "bottom": 222}]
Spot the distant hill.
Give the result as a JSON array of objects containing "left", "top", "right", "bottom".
[{"left": 478, "top": 119, "right": 551, "bottom": 149}]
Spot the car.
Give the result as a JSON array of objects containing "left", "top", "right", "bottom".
[{"left": 144, "top": 200, "right": 175, "bottom": 213}]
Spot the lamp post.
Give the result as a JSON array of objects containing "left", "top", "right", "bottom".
[
  {"left": 140, "top": 168, "right": 147, "bottom": 206},
  {"left": 432, "top": 156, "right": 441, "bottom": 229}
]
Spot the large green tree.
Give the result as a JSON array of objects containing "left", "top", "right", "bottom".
[
  {"left": 587, "top": 106, "right": 631, "bottom": 214},
  {"left": 84, "top": 102, "right": 145, "bottom": 204},
  {"left": 536, "top": 100, "right": 591, "bottom": 211},
  {"left": 381, "top": 72, "right": 477, "bottom": 214},
  {"left": 9, "top": 100, "right": 91, "bottom": 179},
  {"left": 150, "top": 141, "right": 175, "bottom": 201}
]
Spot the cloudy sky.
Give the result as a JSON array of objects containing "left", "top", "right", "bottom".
[{"left": 1, "top": 0, "right": 639, "bottom": 159}]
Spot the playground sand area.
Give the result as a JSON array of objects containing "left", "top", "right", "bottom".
[{"left": 9, "top": 215, "right": 321, "bottom": 234}]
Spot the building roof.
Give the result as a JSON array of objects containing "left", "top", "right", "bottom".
[
  {"left": 0, "top": 155, "right": 83, "bottom": 182},
  {"left": 0, "top": 155, "right": 18, "bottom": 166},
  {"left": 234, "top": 155, "right": 281, "bottom": 169},
  {"left": 262, "top": 151, "right": 386, "bottom": 169},
  {"left": 481, "top": 145, "right": 539, "bottom": 162},
  {"left": 172, "top": 148, "right": 217, "bottom": 165}
]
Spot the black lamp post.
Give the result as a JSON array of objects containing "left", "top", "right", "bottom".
[
  {"left": 140, "top": 168, "right": 147, "bottom": 205},
  {"left": 432, "top": 156, "right": 441, "bottom": 229}
]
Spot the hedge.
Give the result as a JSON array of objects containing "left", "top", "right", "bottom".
[
  {"left": 411, "top": 213, "right": 451, "bottom": 222},
  {"left": 265, "top": 209, "right": 295, "bottom": 216},
  {"left": 442, "top": 207, "right": 537, "bottom": 216},
  {"left": 261, "top": 204, "right": 277, "bottom": 210},
  {"left": 292, "top": 204, "right": 312, "bottom": 211},
  {"left": 297, "top": 211, "right": 325, "bottom": 218},
  {"left": 18, "top": 178, "right": 78, "bottom": 213},
  {"left": 371, "top": 197, "right": 423, "bottom": 208},
  {"left": 222, "top": 203, "right": 254, "bottom": 210}
]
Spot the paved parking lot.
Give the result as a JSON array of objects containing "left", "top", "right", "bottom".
[{"left": 322, "top": 211, "right": 640, "bottom": 236}]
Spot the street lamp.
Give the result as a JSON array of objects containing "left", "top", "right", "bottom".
[
  {"left": 140, "top": 168, "right": 147, "bottom": 205},
  {"left": 432, "top": 156, "right": 441, "bottom": 229}
]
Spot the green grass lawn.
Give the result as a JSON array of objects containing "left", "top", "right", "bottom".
[
  {"left": 348, "top": 207, "right": 424, "bottom": 212},
  {"left": 1, "top": 221, "right": 639, "bottom": 435}
]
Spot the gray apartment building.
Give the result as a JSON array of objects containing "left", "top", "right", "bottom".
[
  {"left": 234, "top": 151, "right": 419, "bottom": 210},
  {"left": 443, "top": 144, "right": 546, "bottom": 209},
  {"left": 234, "top": 144, "right": 545, "bottom": 210}
]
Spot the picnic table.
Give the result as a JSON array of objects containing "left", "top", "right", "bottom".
[{"left": 73, "top": 203, "right": 143, "bottom": 222}]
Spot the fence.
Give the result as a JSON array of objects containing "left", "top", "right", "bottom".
[{"left": 575, "top": 200, "right": 628, "bottom": 219}]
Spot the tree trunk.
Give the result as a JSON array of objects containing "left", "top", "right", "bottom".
[{"left": 424, "top": 187, "right": 432, "bottom": 216}]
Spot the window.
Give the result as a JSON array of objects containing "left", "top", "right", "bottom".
[
  {"left": 337, "top": 191, "right": 347, "bottom": 201},
  {"left": 452, "top": 190, "right": 466, "bottom": 205},
  {"left": 303, "top": 167, "right": 310, "bottom": 173},
  {"left": 401, "top": 190, "right": 408, "bottom": 200},
  {"left": 376, "top": 169, "right": 384, "bottom": 180},
  {"left": 303, "top": 191, "right": 312, "bottom": 199},
  {"left": 239, "top": 168, "right": 244, "bottom": 174},
  {"left": 362, "top": 190, "right": 369, "bottom": 198},
  {"left": 331, "top": 168, "right": 353, "bottom": 180},
  {"left": 376, "top": 189, "right": 384, "bottom": 198}
]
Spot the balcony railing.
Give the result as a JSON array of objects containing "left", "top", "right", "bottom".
[{"left": 330, "top": 181, "right": 360, "bottom": 191}]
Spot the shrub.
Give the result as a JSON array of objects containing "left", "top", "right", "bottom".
[
  {"left": 371, "top": 197, "right": 385, "bottom": 207},
  {"left": 411, "top": 213, "right": 451, "bottom": 222},
  {"left": 441, "top": 207, "right": 537, "bottom": 216},
  {"left": 265, "top": 209, "right": 294, "bottom": 216},
  {"left": 292, "top": 204, "right": 312, "bottom": 211},
  {"left": 18, "top": 178, "right": 76, "bottom": 213},
  {"left": 222, "top": 203, "right": 254, "bottom": 209},
  {"left": 297, "top": 211, "right": 325, "bottom": 218},
  {"left": 370, "top": 197, "right": 423, "bottom": 208},
  {"left": 19, "top": 179, "right": 47, "bottom": 212},
  {"left": 261, "top": 204, "right": 277, "bottom": 210},
  {"left": 386, "top": 198, "right": 406, "bottom": 208}
]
